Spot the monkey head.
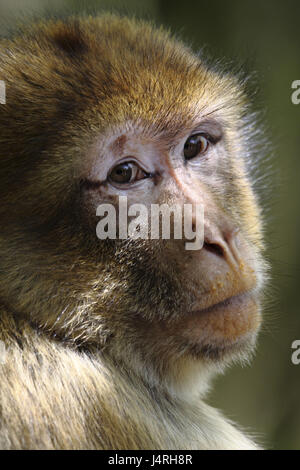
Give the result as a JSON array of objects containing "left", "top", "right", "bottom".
[{"left": 0, "top": 15, "right": 268, "bottom": 394}]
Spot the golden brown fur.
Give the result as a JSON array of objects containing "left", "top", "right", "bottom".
[{"left": 0, "top": 14, "right": 268, "bottom": 449}]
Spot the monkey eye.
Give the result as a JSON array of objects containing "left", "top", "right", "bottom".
[
  {"left": 183, "top": 133, "right": 210, "bottom": 160},
  {"left": 108, "top": 161, "right": 149, "bottom": 186}
]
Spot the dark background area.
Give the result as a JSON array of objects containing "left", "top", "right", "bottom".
[{"left": 0, "top": 0, "right": 299, "bottom": 449}]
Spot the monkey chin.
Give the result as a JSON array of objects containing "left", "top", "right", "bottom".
[{"left": 178, "top": 292, "right": 261, "bottom": 363}]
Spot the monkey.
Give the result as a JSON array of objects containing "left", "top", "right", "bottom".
[{"left": 0, "top": 13, "right": 269, "bottom": 450}]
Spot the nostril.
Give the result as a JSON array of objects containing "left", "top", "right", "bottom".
[{"left": 203, "top": 241, "right": 225, "bottom": 258}]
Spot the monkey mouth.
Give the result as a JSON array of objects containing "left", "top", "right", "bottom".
[
  {"left": 190, "top": 291, "right": 257, "bottom": 318},
  {"left": 178, "top": 291, "right": 261, "bottom": 352}
]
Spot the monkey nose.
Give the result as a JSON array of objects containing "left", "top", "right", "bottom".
[{"left": 203, "top": 225, "right": 242, "bottom": 270}]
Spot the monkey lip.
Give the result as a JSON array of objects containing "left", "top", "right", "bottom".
[
  {"left": 182, "top": 291, "right": 261, "bottom": 344},
  {"left": 190, "top": 291, "right": 255, "bottom": 317}
]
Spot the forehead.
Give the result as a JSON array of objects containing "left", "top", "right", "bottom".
[
  {"left": 0, "top": 15, "right": 245, "bottom": 167},
  {"left": 42, "top": 16, "right": 244, "bottom": 134},
  {"left": 80, "top": 62, "right": 242, "bottom": 143}
]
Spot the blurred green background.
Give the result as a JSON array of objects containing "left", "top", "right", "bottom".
[{"left": 1, "top": 0, "right": 299, "bottom": 450}]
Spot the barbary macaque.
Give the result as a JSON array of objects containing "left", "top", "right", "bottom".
[{"left": 0, "top": 14, "right": 268, "bottom": 449}]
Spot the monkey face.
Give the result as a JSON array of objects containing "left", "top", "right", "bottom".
[
  {"left": 0, "top": 16, "right": 268, "bottom": 378},
  {"left": 79, "top": 117, "right": 266, "bottom": 364}
]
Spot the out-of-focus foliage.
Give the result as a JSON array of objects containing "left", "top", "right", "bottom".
[{"left": 0, "top": 0, "right": 299, "bottom": 450}]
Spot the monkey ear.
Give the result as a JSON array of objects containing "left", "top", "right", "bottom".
[{"left": 51, "top": 20, "right": 88, "bottom": 56}]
